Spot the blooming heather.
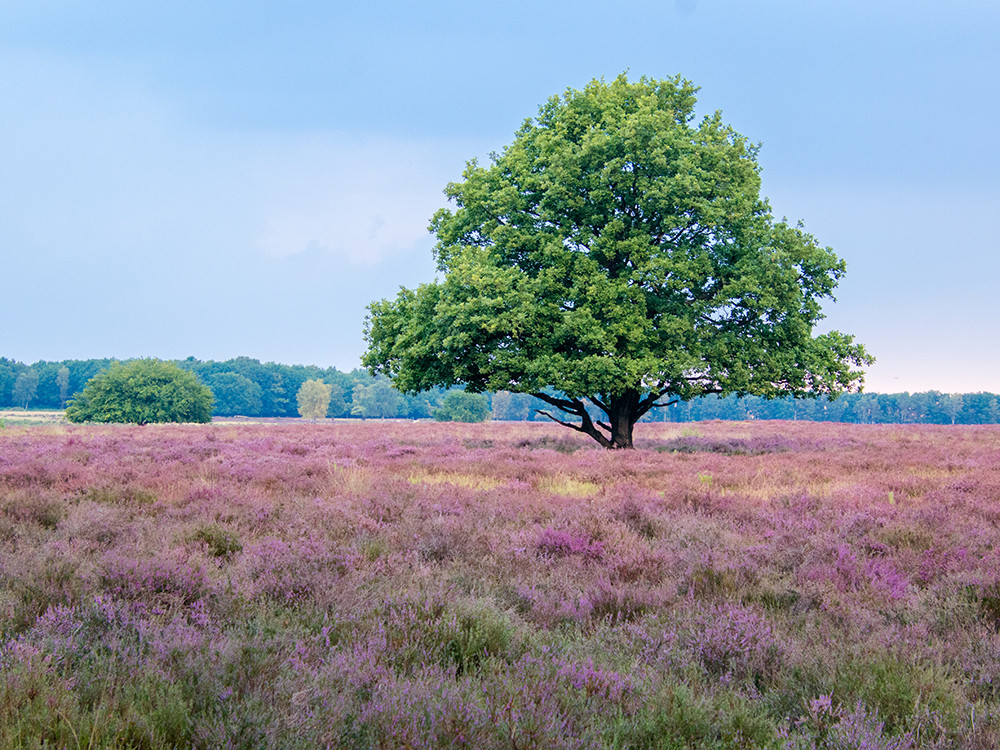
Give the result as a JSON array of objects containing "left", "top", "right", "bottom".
[{"left": 1, "top": 419, "right": 999, "bottom": 746}]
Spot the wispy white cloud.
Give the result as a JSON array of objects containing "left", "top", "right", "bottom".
[
  {"left": 0, "top": 47, "right": 473, "bottom": 366},
  {"left": 0, "top": 47, "right": 473, "bottom": 268},
  {"left": 249, "top": 134, "right": 462, "bottom": 265}
]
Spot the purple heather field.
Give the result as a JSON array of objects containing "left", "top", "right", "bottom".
[{"left": 2, "top": 419, "right": 1000, "bottom": 748}]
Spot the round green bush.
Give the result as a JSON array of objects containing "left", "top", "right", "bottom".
[{"left": 65, "top": 360, "right": 213, "bottom": 424}]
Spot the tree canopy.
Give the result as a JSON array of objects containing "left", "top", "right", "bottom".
[
  {"left": 433, "top": 391, "right": 491, "bottom": 423},
  {"left": 296, "top": 378, "right": 333, "bottom": 420},
  {"left": 350, "top": 377, "right": 405, "bottom": 419},
  {"left": 65, "top": 359, "right": 213, "bottom": 424},
  {"left": 12, "top": 370, "right": 39, "bottom": 410},
  {"left": 364, "top": 74, "right": 872, "bottom": 448},
  {"left": 204, "top": 372, "right": 263, "bottom": 417}
]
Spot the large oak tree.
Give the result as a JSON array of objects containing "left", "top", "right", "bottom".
[{"left": 364, "top": 75, "right": 872, "bottom": 448}]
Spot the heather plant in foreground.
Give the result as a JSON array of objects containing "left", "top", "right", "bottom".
[{"left": 2, "top": 419, "right": 1000, "bottom": 747}]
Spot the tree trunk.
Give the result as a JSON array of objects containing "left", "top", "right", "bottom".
[
  {"left": 607, "top": 389, "right": 639, "bottom": 449},
  {"left": 531, "top": 388, "right": 641, "bottom": 449}
]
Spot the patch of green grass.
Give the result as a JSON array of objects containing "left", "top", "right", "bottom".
[
  {"left": 440, "top": 599, "right": 524, "bottom": 676},
  {"left": 408, "top": 471, "right": 503, "bottom": 491},
  {"left": 82, "top": 485, "right": 158, "bottom": 506},
  {"left": 192, "top": 524, "right": 243, "bottom": 559},
  {"left": 536, "top": 475, "right": 601, "bottom": 497},
  {"left": 606, "top": 681, "right": 775, "bottom": 749}
]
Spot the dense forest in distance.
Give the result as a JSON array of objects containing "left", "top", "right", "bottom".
[{"left": 2, "top": 356, "right": 999, "bottom": 425}]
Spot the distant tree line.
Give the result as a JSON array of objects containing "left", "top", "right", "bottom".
[
  {"left": 493, "top": 390, "right": 1000, "bottom": 425},
  {"left": 2, "top": 356, "right": 999, "bottom": 424},
  {"left": 640, "top": 391, "right": 1000, "bottom": 425},
  {"left": 0, "top": 357, "right": 459, "bottom": 420}
]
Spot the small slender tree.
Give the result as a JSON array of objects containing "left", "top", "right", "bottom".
[
  {"left": 56, "top": 366, "right": 70, "bottom": 408},
  {"left": 296, "top": 379, "right": 333, "bottom": 420},
  {"left": 943, "top": 393, "right": 964, "bottom": 425},
  {"left": 12, "top": 370, "right": 40, "bottom": 410}
]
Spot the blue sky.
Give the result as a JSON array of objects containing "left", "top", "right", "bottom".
[{"left": 2, "top": 1, "right": 998, "bottom": 393}]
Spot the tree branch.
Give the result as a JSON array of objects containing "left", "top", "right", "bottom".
[
  {"left": 534, "top": 410, "right": 588, "bottom": 433},
  {"left": 635, "top": 390, "right": 665, "bottom": 420},
  {"left": 534, "top": 410, "right": 612, "bottom": 448},
  {"left": 588, "top": 395, "right": 610, "bottom": 414},
  {"left": 532, "top": 391, "right": 587, "bottom": 417},
  {"left": 652, "top": 399, "right": 679, "bottom": 409},
  {"left": 532, "top": 392, "right": 615, "bottom": 448},
  {"left": 637, "top": 397, "right": 679, "bottom": 420}
]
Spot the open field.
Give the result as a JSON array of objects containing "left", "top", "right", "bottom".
[
  {"left": 0, "top": 409, "right": 67, "bottom": 427},
  {"left": 2, "top": 420, "right": 1000, "bottom": 748}
]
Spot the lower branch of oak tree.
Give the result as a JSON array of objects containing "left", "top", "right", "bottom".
[
  {"left": 532, "top": 392, "right": 614, "bottom": 448},
  {"left": 531, "top": 391, "right": 587, "bottom": 417},
  {"left": 534, "top": 389, "right": 686, "bottom": 427},
  {"left": 533, "top": 409, "right": 585, "bottom": 432},
  {"left": 533, "top": 409, "right": 614, "bottom": 448}
]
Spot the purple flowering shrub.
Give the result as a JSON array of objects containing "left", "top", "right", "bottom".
[
  {"left": 99, "top": 551, "right": 208, "bottom": 605},
  {"left": 690, "top": 603, "right": 785, "bottom": 686},
  {"left": 1, "top": 420, "right": 1000, "bottom": 746},
  {"left": 536, "top": 527, "right": 605, "bottom": 560}
]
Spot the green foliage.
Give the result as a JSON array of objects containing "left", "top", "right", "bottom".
[
  {"left": 440, "top": 599, "right": 521, "bottom": 676},
  {"left": 830, "top": 653, "right": 962, "bottom": 737},
  {"left": 364, "top": 74, "right": 871, "bottom": 448},
  {"left": 12, "top": 369, "right": 39, "bottom": 409},
  {"left": 7, "top": 353, "right": 999, "bottom": 425},
  {"left": 350, "top": 376, "right": 405, "bottom": 419},
  {"left": 326, "top": 382, "right": 350, "bottom": 417},
  {"left": 9, "top": 556, "right": 82, "bottom": 634},
  {"left": 0, "top": 358, "right": 16, "bottom": 406},
  {"left": 433, "top": 390, "right": 491, "bottom": 422},
  {"left": 0, "top": 647, "right": 195, "bottom": 749},
  {"left": 65, "top": 359, "right": 213, "bottom": 424},
  {"left": 56, "top": 365, "right": 70, "bottom": 407},
  {"left": 81, "top": 485, "right": 158, "bottom": 506},
  {"left": 608, "top": 682, "right": 776, "bottom": 749},
  {"left": 3, "top": 491, "right": 65, "bottom": 530},
  {"left": 204, "top": 371, "right": 263, "bottom": 416},
  {"left": 296, "top": 378, "right": 333, "bottom": 420},
  {"left": 192, "top": 524, "right": 243, "bottom": 559}
]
